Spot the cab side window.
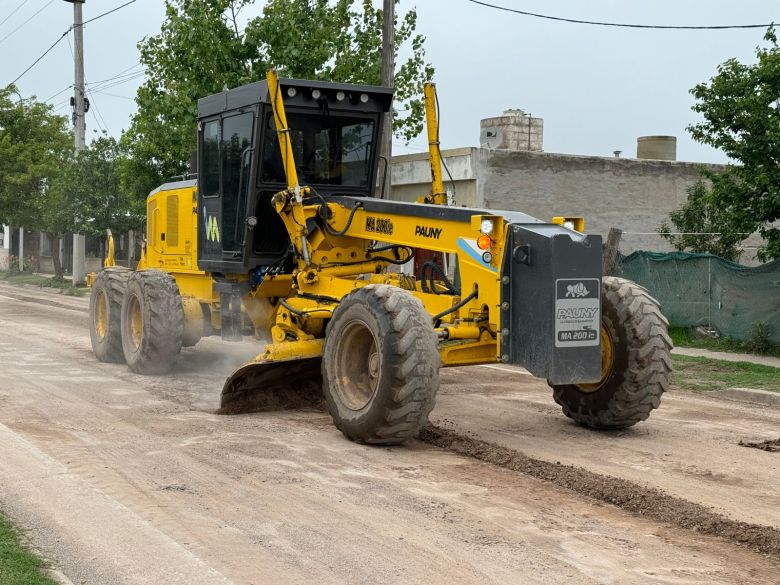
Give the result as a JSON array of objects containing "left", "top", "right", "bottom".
[{"left": 202, "top": 120, "right": 220, "bottom": 198}]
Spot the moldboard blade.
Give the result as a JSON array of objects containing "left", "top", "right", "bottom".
[{"left": 217, "top": 357, "right": 324, "bottom": 415}]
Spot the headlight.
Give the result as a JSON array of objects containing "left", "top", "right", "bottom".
[
  {"left": 287, "top": 87, "right": 297, "bottom": 98},
  {"left": 480, "top": 219, "right": 494, "bottom": 234},
  {"left": 336, "top": 91, "right": 346, "bottom": 101},
  {"left": 311, "top": 89, "right": 322, "bottom": 99},
  {"left": 360, "top": 93, "right": 369, "bottom": 103},
  {"left": 563, "top": 221, "right": 575, "bottom": 231}
]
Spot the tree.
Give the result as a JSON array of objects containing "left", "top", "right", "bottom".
[
  {"left": 0, "top": 85, "right": 72, "bottom": 273},
  {"left": 123, "top": 0, "right": 434, "bottom": 199},
  {"left": 46, "top": 137, "right": 143, "bottom": 276},
  {"left": 659, "top": 181, "right": 744, "bottom": 261},
  {"left": 0, "top": 85, "right": 72, "bottom": 229},
  {"left": 678, "top": 27, "right": 780, "bottom": 262}
]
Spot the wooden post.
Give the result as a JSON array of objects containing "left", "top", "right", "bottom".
[{"left": 602, "top": 227, "right": 623, "bottom": 276}]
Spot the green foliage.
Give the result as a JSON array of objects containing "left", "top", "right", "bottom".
[
  {"left": 0, "top": 85, "right": 72, "bottom": 229},
  {"left": 659, "top": 180, "right": 744, "bottom": 261},
  {"left": 123, "top": 0, "right": 434, "bottom": 198},
  {"left": 685, "top": 27, "right": 780, "bottom": 262},
  {"left": 50, "top": 136, "right": 143, "bottom": 238},
  {"left": 746, "top": 321, "right": 773, "bottom": 355},
  {"left": 0, "top": 516, "right": 57, "bottom": 585},
  {"left": 4, "top": 255, "right": 35, "bottom": 275}
]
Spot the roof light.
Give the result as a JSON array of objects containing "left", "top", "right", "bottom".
[
  {"left": 480, "top": 219, "right": 494, "bottom": 234},
  {"left": 360, "top": 93, "right": 369, "bottom": 103},
  {"left": 311, "top": 89, "right": 322, "bottom": 99},
  {"left": 336, "top": 91, "right": 346, "bottom": 101},
  {"left": 287, "top": 87, "right": 297, "bottom": 98}
]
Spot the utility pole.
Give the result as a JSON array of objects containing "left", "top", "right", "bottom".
[
  {"left": 66, "top": 0, "right": 87, "bottom": 284},
  {"left": 379, "top": 0, "right": 394, "bottom": 199}
]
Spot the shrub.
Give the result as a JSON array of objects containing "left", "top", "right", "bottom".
[{"left": 746, "top": 321, "right": 773, "bottom": 355}]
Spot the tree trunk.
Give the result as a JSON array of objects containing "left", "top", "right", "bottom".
[
  {"left": 48, "top": 233, "right": 64, "bottom": 278},
  {"left": 602, "top": 228, "right": 623, "bottom": 276}
]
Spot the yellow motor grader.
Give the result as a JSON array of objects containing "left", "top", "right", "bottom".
[{"left": 89, "top": 70, "right": 672, "bottom": 444}]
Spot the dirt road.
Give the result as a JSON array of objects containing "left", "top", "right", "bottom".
[{"left": 0, "top": 282, "right": 779, "bottom": 584}]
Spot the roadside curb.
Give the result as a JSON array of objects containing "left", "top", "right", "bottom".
[{"left": 715, "top": 387, "right": 780, "bottom": 407}]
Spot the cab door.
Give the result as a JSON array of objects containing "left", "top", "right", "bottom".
[{"left": 198, "top": 109, "right": 256, "bottom": 272}]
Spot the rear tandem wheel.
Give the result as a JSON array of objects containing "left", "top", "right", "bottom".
[
  {"left": 120, "top": 270, "right": 184, "bottom": 374},
  {"left": 89, "top": 267, "right": 131, "bottom": 363}
]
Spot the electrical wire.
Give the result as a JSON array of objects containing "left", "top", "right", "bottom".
[
  {"left": 81, "top": 0, "right": 138, "bottom": 27},
  {"left": 86, "top": 65, "right": 144, "bottom": 88},
  {"left": 0, "top": 0, "right": 32, "bottom": 29},
  {"left": 44, "top": 83, "right": 73, "bottom": 103},
  {"left": 0, "top": 0, "right": 54, "bottom": 46},
  {"left": 12, "top": 29, "right": 68, "bottom": 85},
  {"left": 11, "top": 0, "right": 140, "bottom": 84},
  {"left": 466, "top": 0, "right": 776, "bottom": 30}
]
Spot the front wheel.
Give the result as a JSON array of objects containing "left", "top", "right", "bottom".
[
  {"left": 550, "top": 276, "right": 672, "bottom": 429},
  {"left": 322, "top": 284, "right": 440, "bottom": 445}
]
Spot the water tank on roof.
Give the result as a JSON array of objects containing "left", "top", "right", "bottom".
[
  {"left": 480, "top": 109, "right": 543, "bottom": 151},
  {"left": 636, "top": 136, "right": 677, "bottom": 161}
]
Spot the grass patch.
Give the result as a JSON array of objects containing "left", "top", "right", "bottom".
[
  {"left": 0, "top": 515, "right": 57, "bottom": 585},
  {"left": 669, "top": 326, "right": 780, "bottom": 359},
  {"left": 0, "top": 272, "right": 86, "bottom": 297},
  {"left": 672, "top": 354, "right": 780, "bottom": 393}
]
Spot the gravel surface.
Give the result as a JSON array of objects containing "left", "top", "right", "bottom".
[{"left": 0, "top": 283, "right": 779, "bottom": 584}]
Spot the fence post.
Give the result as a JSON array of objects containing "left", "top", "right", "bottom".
[
  {"left": 708, "top": 256, "right": 712, "bottom": 328},
  {"left": 602, "top": 228, "right": 623, "bottom": 276}
]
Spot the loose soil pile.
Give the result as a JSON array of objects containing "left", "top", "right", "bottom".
[
  {"left": 739, "top": 438, "right": 780, "bottom": 453},
  {"left": 420, "top": 424, "right": 780, "bottom": 557}
]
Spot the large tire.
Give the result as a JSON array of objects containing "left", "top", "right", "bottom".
[
  {"left": 322, "top": 284, "right": 440, "bottom": 445},
  {"left": 89, "top": 267, "right": 131, "bottom": 363},
  {"left": 120, "top": 270, "right": 184, "bottom": 374},
  {"left": 550, "top": 276, "right": 672, "bottom": 429}
]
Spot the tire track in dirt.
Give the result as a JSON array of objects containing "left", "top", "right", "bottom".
[{"left": 419, "top": 424, "right": 780, "bottom": 558}]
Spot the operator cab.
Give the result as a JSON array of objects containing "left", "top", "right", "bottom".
[{"left": 196, "top": 78, "right": 392, "bottom": 275}]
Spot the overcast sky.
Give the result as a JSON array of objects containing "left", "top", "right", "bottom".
[{"left": 2, "top": 0, "right": 777, "bottom": 163}]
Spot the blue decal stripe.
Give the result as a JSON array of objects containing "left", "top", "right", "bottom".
[{"left": 457, "top": 238, "right": 497, "bottom": 272}]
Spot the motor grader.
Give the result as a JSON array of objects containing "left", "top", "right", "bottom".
[{"left": 89, "top": 70, "right": 672, "bottom": 445}]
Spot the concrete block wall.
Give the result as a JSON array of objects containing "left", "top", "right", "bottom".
[
  {"left": 390, "top": 148, "right": 478, "bottom": 207},
  {"left": 475, "top": 149, "right": 726, "bottom": 254}
]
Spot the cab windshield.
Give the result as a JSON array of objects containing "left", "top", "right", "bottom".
[{"left": 260, "top": 112, "right": 376, "bottom": 189}]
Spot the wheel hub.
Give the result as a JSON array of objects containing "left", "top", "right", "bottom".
[
  {"left": 333, "top": 319, "right": 380, "bottom": 411},
  {"left": 128, "top": 295, "right": 143, "bottom": 351},
  {"left": 95, "top": 290, "right": 108, "bottom": 340},
  {"left": 577, "top": 324, "right": 614, "bottom": 393}
]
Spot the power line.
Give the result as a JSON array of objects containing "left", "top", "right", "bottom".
[
  {"left": 0, "top": 0, "right": 32, "bottom": 29},
  {"left": 86, "top": 64, "right": 143, "bottom": 87},
  {"left": 91, "top": 90, "right": 135, "bottom": 101},
  {"left": 82, "top": 0, "right": 137, "bottom": 27},
  {"left": 466, "top": 0, "right": 776, "bottom": 30},
  {"left": 88, "top": 70, "right": 145, "bottom": 92},
  {"left": 44, "top": 83, "right": 73, "bottom": 103},
  {"left": 11, "top": 29, "right": 68, "bottom": 85},
  {"left": 0, "top": 0, "right": 55, "bottom": 46},
  {"left": 11, "top": 0, "right": 140, "bottom": 85}
]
